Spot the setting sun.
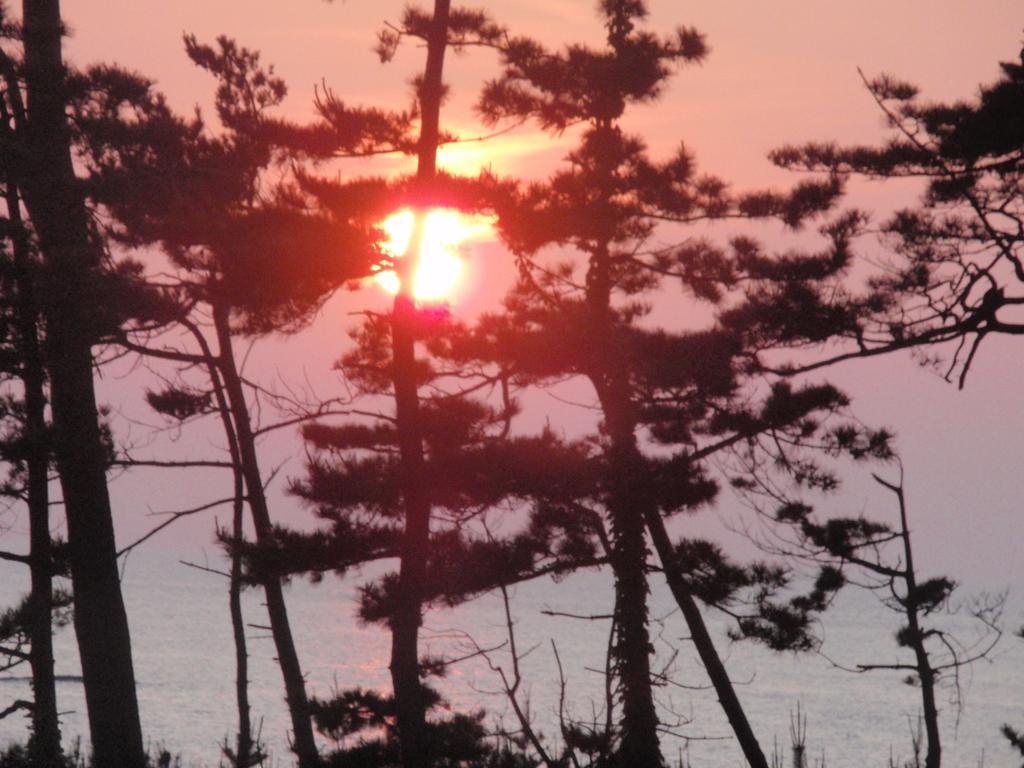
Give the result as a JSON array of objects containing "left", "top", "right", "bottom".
[{"left": 373, "top": 208, "right": 490, "bottom": 303}]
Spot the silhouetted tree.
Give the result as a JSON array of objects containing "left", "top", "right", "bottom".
[
  {"left": 767, "top": 46, "right": 1024, "bottom": 385},
  {"left": 0, "top": 344, "right": 70, "bottom": 768},
  {"left": 478, "top": 8, "right": 707, "bottom": 763},
  {"left": 385, "top": 6, "right": 457, "bottom": 763},
  {"left": 260, "top": 332, "right": 616, "bottom": 766},
  {"left": 754, "top": 54, "right": 1024, "bottom": 766},
  {"left": 236, "top": 4, "right": 877, "bottom": 765},
  {"left": 258, "top": 4, "right": 515, "bottom": 765},
  {"left": 70, "top": 34, "right": 385, "bottom": 767},
  {"left": 57, "top": 42, "right": 265, "bottom": 768},
  {"left": 462, "top": 2, "right": 872, "bottom": 765},
  {"left": 766, "top": 470, "right": 1003, "bottom": 768},
  {"left": 12, "top": 2, "right": 146, "bottom": 764},
  {"left": 0, "top": 21, "right": 63, "bottom": 762},
  {"left": 142, "top": 359, "right": 265, "bottom": 768}
]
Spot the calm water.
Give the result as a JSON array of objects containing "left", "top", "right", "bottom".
[{"left": 0, "top": 547, "right": 1021, "bottom": 767}]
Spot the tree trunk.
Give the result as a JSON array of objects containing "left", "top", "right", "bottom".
[
  {"left": 213, "top": 306, "right": 319, "bottom": 768},
  {"left": 389, "top": 289, "right": 433, "bottom": 768},
  {"left": 603, "top": 433, "right": 664, "bottom": 768},
  {"left": 907, "top": 614, "right": 941, "bottom": 768},
  {"left": 591, "top": 357, "right": 663, "bottom": 765},
  {"left": 227, "top": 466, "right": 255, "bottom": 768},
  {"left": 0, "top": 66, "right": 62, "bottom": 766},
  {"left": 585, "top": 134, "right": 665, "bottom": 765},
  {"left": 11, "top": 194, "right": 62, "bottom": 768},
  {"left": 192, "top": 324, "right": 255, "bottom": 768},
  {"left": 387, "top": 3, "right": 450, "bottom": 766},
  {"left": 19, "top": 3, "right": 145, "bottom": 766},
  {"left": 590, "top": 206, "right": 763, "bottom": 766},
  {"left": 891, "top": 482, "right": 940, "bottom": 768},
  {"left": 645, "top": 511, "right": 770, "bottom": 768}
]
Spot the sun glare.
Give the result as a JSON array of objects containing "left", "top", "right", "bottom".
[{"left": 373, "top": 208, "right": 490, "bottom": 303}]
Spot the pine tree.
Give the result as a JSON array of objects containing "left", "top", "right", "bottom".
[
  {"left": 768, "top": 470, "right": 1004, "bottom": 768},
  {"left": 247, "top": 3, "right": 877, "bottom": 764},
  {"left": 15, "top": 2, "right": 146, "bottom": 764},
  {"left": 0, "top": 21, "right": 62, "bottom": 761},
  {"left": 0, "top": 226, "right": 69, "bottom": 765},
  {"left": 62, "top": 44, "right": 267, "bottom": 768},
  {"left": 459, "top": 2, "right": 877, "bottom": 765},
  {"left": 767, "top": 46, "right": 1024, "bottom": 384},
  {"left": 70, "top": 34, "right": 388, "bottom": 767},
  {"left": 386, "top": 7, "right": 454, "bottom": 762},
  {"left": 258, "top": 319, "right": 608, "bottom": 766},
  {"left": 258, "top": 5, "right": 514, "bottom": 765}
]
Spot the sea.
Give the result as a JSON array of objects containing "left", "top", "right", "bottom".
[{"left": 0, "top": 546, "right": 1021, "bottom": 768}]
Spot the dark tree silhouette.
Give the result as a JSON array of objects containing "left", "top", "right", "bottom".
[
  {"left": 752, "top": 56, "right": 1024, "bottom": 766},
  {"left": 227, "top": 4, "right": 650, "bottom": 764},
  {"left": 766, "top": 46, "right": 1024, "bottom": 385},
  {"left": 268, "top": 348, "right": 610, "bottom": 764},
  {"left": 477, "top": 8, "right": 711, "bottom": 763},
  {"left": 70, "top": 34, "right": 384, "bottom": 767},
  {"left": 0, "top": 21, "right": 63, "bottom": 761},
  {"left": 765, "top": 471, "right": 1003, "bottom": 768},
  {"left": 258, "top": 4, "right": 517, "bottom": 765},
  {"left": 461, "top": 2, "right": 873, "bottom": 765},
  {"left": 142, "top": 345, "right": 266, "bottom": 768},
  {"left": 64, "top": 43, "right": 268, "bottom": 768},
  {"left": 15, "top": 2, "right": 145, "bottom": 764},
  {"left": 386, "top": 6, "right": 455, "bottom": 763}
]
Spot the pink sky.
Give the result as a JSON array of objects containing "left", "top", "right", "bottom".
[
  {"left": 64, "top": 0, "right": 1021, "bottom": 181},
  {"left": 54, "top": 1, "right": 1024, "bottom": 588}
]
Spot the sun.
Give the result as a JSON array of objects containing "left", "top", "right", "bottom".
[{"left": 372, "top": 209, "right": 489, "bottom": 303}]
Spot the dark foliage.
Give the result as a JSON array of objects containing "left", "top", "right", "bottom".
[
  {"left": 410, "top": 3, "right": 888, "bottom": 766},
  {"left": 767, "top": 473, "right": 1004, "bottom": 768},
  {"left": 308, "top": 686, "right": 532, "bottom": 768},
  {"left": 467, "top": 0, "right": 882, "bottom": 640},
  {"left": 73, "top": 35, "right": 380, "bottom": 336},
  {"left": 1004, "top": 724, "right": 1024, "bottom": 768},
  {"left": 768, "top": 46, "right": 1024, "bottom": 386}
]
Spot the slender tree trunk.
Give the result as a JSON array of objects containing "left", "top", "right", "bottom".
[
  {"left": 227, "top": 467, "right": 255, "bottom": 768},
  {"left": 890, "top": 481, "right": 940, "bottom": 768},
  {"left": 19, "top": 3, "right": 145, "bottom": 766},
  {"left": 11, "top": 195, "right": 61, "bottom": 768},
  {"left": 212, "top": 306, "right": 318, "bottom": 768},
  {"left": 906, "top": 604, "right": 940, "bottom": 768},
  {"left": 388, "top": 3, "right": 450, "bottom": 766},
  {"left": 0, "top": 67, "right": 62, "bottom": 766},
  {"left": 644, "top": 512, "right": 770, "bottom": 768},
  {"left": 189, "top": 322, "right": 255, "bottom": 768},
  {"left": 390, "top": 288, "right": 433, "bottom": 768}
]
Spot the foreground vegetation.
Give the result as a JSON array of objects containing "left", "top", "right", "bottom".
[{"left": 0, "top": 0, "right": 1019, "bottom": 766}]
